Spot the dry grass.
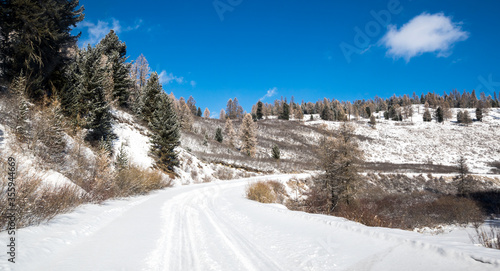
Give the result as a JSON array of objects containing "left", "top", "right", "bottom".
[
  {"left": 472, "top": 226, "right": 500, "bottom": 250},
  {"left": 246, "top": 180, "right": 288, "bottom": 204},
  {"left": 0, "top": 166, "right": 84, "bottom": 229},
  {"left": 246, "top": 182, "right": 277, "bottom": 203},
  {"left": 115, "top": 166, "right": 169, "bottom": 197}
]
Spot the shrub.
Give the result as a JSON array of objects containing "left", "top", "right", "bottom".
[
  {"left": 0, "top": 167, "right": 84, "bottom": 229},
  {"left": 246, "top": 181, "right": 276, "bottom": 203},
  {"left": 472, "top": 227, "right": 500, "bottom": 250},
  {"left": 114, "top": 166, "right": 169, "bottom": 197}
]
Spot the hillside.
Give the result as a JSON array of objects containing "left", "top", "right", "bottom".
[{"left": 182, "top": 105, "right": 500, "bottom": 175}]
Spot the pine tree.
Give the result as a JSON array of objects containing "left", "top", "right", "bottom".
[
  {"left": 475, "top": 107, "right": 483, "bottom": 121},
  {"left": 197, "top": 107, "right": 202, "bottom": 117},
  {"left": 462, "top": 110, "right": 472, "bottom": 126},
  {"left": 15, "top": 98, "right": 31, "bottom": 143},
  {"left": 77, "top": 45, "right": 115, "bottom": 143},
  {"left": 149, "top": 93, "right": 180, "bottom": 172},
  {"left": 454, "top": 155, "right": 472, "bottom": 196},
  {"left": 279, "top": 103, "right": 290, "bottom": 120},
  {"left": 224, "top": 118, "right": 236, "bottom": 147},
  {"left": 271, "top": 145, "right": 280, "bottom": 160},
  {"left": 434, "top": 106, "right": 444, "bottom": 123},
  {"left": 139, "top": 72, "right": 162, "bottom": 123},
  {"left": 204, "top": 108, "right": 210, "bottom": 119},
  {"left": 321, "top": 105, "right": 333, "bottom": 121},
  {"left": 115, "top": 143, "right": 129, "bottom": 171},
  {"left": 423, "top": 108, "right": 432, "bottom": 122},
  {"left": 98, "top": 30, "right": 131, "bottom": 107},
  {"left": 1, "top": 0, "right": 84, "bottom": 99},
  {"left": 240, "top": 113, "right": 257, "bottom": 156},
  {"left": 256, "top": 101, "right": 263, "bottom": 120},
  {"left": 215, "top": 127, "right": 223, "bottom": 143}
]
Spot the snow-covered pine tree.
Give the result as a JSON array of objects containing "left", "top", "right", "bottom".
[
  {"left": 224, "top": 117, "right": 236, "bottom": 147},
  {"left": 115, "top": 142, "right": 129, "bottom": 171},
  {"left": 149, "top": 93, "right": 181, "bottom": 172},
  {"left": 77, "top": 45, "right": 114, "bottom": 143},
  {"left": 240, "top": 113, "right": 257, "bottom": 157},
  {"left": 139, "top": 72, "right": 162, "bottom": 123}
]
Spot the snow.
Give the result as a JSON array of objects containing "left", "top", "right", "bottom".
[
  {"left": 1, "top": 174, "right": 498, "bottom": 270},
  {"left": 111, "top": 109, "right": 155, "bottom": 169}
]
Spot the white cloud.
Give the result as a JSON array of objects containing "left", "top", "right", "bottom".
[
  {"left": 78, "top": 18, "right": 142, "bottom": 47},
  {"left": 260, "top": 87, "right": 277, "bottom": 101},
  {"left": 159, "top": 70, "right": 184, "bottom": 85},
  {"left": 190, "top": 80, "right": 197, "bottom": 87},
  {"left": 380, "top": 13, "right": 469, "bottom": 61}
]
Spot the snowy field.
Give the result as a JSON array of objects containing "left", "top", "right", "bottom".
[{"left": 1, "top": 175, "right": 499, "bottom": 271}]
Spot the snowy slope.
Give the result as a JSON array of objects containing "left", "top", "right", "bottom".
[
  {"left": 1, "top": 174, "right": 498, "bottom": 271},
  {"left": 306, "top": 106, "right": 500, "bottom": 174}
]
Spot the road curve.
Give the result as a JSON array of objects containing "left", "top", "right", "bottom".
[{"left": 3, "top": 174, "right": 499, "bottom": 271}]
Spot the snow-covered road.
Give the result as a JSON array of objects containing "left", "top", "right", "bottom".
[{"left": 1, "top": 174, "right": 499, "bottom": 270}]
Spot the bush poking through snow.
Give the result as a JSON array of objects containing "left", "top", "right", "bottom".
[
  {"left": 472, "top": 226, "right": 500, "bottom": 250},
  {"left": 246, "top": 181, "right": 288, "bottom": 204},
  {"left": 0, "top": 164, "right": 84, "bottom": 229},
  {"left": 114, "top": 166, "right": 169, "bottom": 197}
]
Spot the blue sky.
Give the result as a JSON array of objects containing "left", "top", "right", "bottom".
[{"left": 74, "top": 0, "right": 500, "bottom": 116}]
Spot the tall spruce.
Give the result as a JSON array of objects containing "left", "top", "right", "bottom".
[
  {"left": 98, "top": 30, "right": 131, "bottom": 107},
  {"left": 149, "top": 93, "right": 180, "bottom": 172},
  {"left": 279, "top": 103, "right": 290, "bottom": 120},
  {"left": 76, "top": 45, "right": 114, "bottom": 143},
  {"left": 434, "top": 106, "right": 444, "bottom": 123},
  {"left": 256, "top": 101, "right": 263, "bottom": 120},
  {"left": 0, "top": 0, "right": 84, "bottom": 99},
  {"left": 475, "top": 107, "right": 483, "bottom": 121},
  {"left": 215, "top": 127, "right": 223, "bottom": 143},
  {"left": 140, "top": 72, "right": 162, "bottom": 123}
]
